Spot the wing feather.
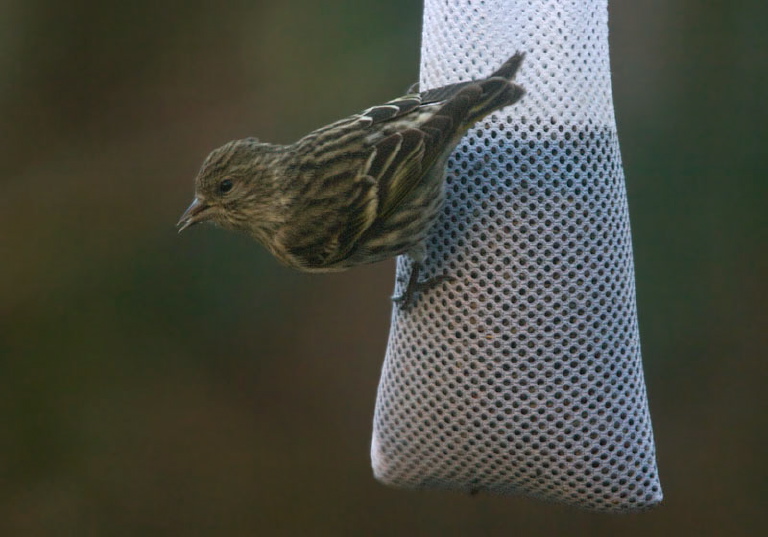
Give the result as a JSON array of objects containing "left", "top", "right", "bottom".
[{"left": 365, "top": 129, "right": 426, "bottom": 221}]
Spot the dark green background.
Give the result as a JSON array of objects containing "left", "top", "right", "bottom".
[{"left": 2, "top": 1, "right": 765, "bottom": 535}]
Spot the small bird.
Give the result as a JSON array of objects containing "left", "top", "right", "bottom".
[{"left": 178, "top": 53, "right": 525, "bottom": 307}]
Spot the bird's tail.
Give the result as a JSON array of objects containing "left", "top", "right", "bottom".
[
  {"left": 465, "top": 52, "right": 526, "bottom": 124},
  {"left": 419, "top": 52, "right": 526, "bottom": 136},
  {"left": 489, "top": 52, "right": 525, "bottom": 79}
]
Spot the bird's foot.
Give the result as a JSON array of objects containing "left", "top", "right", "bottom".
[{"left": 392, "top": 265, "right": 454, "bottom": 310}]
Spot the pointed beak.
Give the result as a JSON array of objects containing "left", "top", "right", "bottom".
[{"left": 177, "top": 197, "right": 209, "bottom": 233}]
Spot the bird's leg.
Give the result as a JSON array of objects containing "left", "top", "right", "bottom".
[{"left": 391, "top": 262, "right": 454, "bottom": 310}]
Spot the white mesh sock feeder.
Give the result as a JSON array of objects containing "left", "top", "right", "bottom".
[{"left": 371, "top": 0, "right": 663, "bottom": 513}]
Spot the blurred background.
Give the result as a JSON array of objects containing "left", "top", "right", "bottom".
[{"left": 1, "top": 0, "right": 765, "bottom": 535}]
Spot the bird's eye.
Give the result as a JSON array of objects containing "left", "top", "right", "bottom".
[{"left": 218, "top": 179, "right": 233, "bottom": 194}]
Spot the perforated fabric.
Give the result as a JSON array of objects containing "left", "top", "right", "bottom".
[{"left": 371, "top": 0, "right": 662, "bottom": 512}]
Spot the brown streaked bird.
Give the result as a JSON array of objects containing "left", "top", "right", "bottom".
[{"left": 178, "top": 53, "right": 525, "bottom": 307}]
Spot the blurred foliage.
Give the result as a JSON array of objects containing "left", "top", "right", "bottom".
[{"left": 0, "top": 0, "right": 765, "bottom": 535}]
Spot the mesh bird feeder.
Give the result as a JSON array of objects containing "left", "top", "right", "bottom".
[{"left": 372, "top": 0, "right": 663, "bottom": 513}]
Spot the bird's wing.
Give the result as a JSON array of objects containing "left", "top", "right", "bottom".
[
  {"left": 282, "top": 85, "right": 481, "bottom": 268},
  {"left": 362, "top": 86, "right": 479, "bottom": 222},
  {"left": 310, "top": 125, "right": 430, "bottom": 265},
  {"left": 362, "top": 127, "right": 427, "bottom": 222},
  {"left": 359, "top": 96, "right": 423, "bottom": 123}
]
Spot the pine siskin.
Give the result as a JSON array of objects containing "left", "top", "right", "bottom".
[{"left": 178, "top": 53, "right": 525, "bottom": 307}]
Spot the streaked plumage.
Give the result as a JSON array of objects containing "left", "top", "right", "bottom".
[{"left": 178, "top": 53, "right": 525, "bottom": 306}]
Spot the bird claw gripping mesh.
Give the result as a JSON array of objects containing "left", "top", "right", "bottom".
[
  {"left": 391, "top": 268, "right": 455, "bottom": 310},
  {"left": 372, "top": 0, "right": 662, "bottom": 513}
]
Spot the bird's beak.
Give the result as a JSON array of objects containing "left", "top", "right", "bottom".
[{"left": 177, "top": 197, "right": 209, "bottom": 233}]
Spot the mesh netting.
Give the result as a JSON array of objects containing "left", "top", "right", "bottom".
[{"left": 371, "top": 0, "right": 662, "bottom": 513}]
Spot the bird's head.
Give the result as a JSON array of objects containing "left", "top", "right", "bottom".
[{"left": 177, "top": 138, "right": 286, "bottom": 241}]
